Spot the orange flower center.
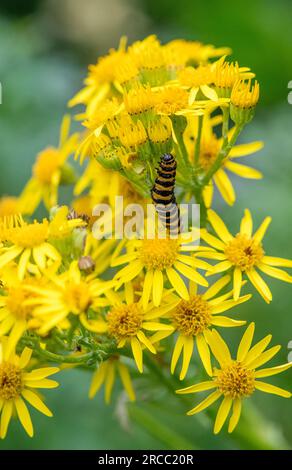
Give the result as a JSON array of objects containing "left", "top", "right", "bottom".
[
  {"left": 140, "top": 238, "right": 179, "bottom": 270},
  {"left": 63, "top": 282, "right": 92, "bottom": 314},
  {"left": 224, "top": 234, "right": 264, "bottom": 271},
  {"left": 0, "top": 362, "right": 23, "bottom": 400},
  {"left": 172, "top": 295, "right": 211, "bottom": 336},
  {"left": 9, "top": 220, "right": 49, "bottom": 248},
  {"left": 107, "top": 303, "right": 143, "bottom": 340},
  {"left": 215, "top": 361, "right": 255, "bottom": 398}
]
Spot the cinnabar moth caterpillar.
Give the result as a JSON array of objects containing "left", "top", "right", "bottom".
[{"left": 151, "top": 153, "right": 180, "bottom": 235}]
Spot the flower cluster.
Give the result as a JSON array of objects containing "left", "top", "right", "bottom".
[{"left": 0, "top": 36, "right": 291, "bottom": 440}]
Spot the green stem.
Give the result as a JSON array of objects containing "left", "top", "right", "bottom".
[
  {"left": 128, "top": 404, "right": 197, "bottom": 450},
  {"left": 35, "top": 345, "right": 94, "bottom": 364},
  {"left": 221, "top": 106, "right": 229, "bottom": 147},
  {"left": 172, "top": 126, "right": 190, "bottom": 176},
  {"left": 194, "top": 115, "right": 203, "bottom": 167},
  {"left": 120, "top": 168, "right": 150, "bottom": 198},
  {"left": 202, "top": 122, "right": 244, "bottom": 186}
]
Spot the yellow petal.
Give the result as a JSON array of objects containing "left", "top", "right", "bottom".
[
  {"left": 0, "top": 246, "right": 23, "bottom": 269},
  {"left": 142, "top": 270, "right": 153, "bottom": 311},
  {"left": 229, "top": 141, "right": 264, "bottom": 157},
  {"left": 166, "top": 267, "right": 189, "bottom": 300},
  {"left": 196, "top": 334, "right": 212, "bottom": 376},
  {"left": 131, "top": 337, "right": 143, "bottom": 373},
  {"left": 200, "top": 229, "right": 226, "bottom": 251},
  {"left": 240, "top": 209, "right": 253, "bottom": 238},
  {"left": 125, "top": 282, "right": 134, "bottom": 305},
  {"left": 17, "top": 248, "right": 31, "bottom": 280},
  {"left": 25, "top": 379, "right": 59, "bottom": 389},
  {"left": 225, "top": 161, "right": 262, "bottom": 179},
  {"left": 110, "top": 252, "right": 137, "bottom": 268},
  {"left": 246, "top": 268, "right": 272, "bottom": 303},
  {"left": 206, "top": 260, "right": 232, "bottom": 276},
  {"left": 207, "top": 209, "right": 233, "bottom": 243},
  {"left": 237, "top": 323, "right": 255, "bottom": 362},
  {"left": 255, "top": 381, "right": 291, "bottom": 398},
  {"left": 115, "top": 260, "right": 144, "bottom": 285},
  {"left": 5, "top": 320, "right": 27, "bottom": 359},
  {"left": 142, "top": 322, "right": 174, "bottom": 332},
  {"left": 210, "top": 294, "right": 251, "bottom": 314},
  {"left": 19, "top": 347, "right": 33, "bottom": 369},
  {"left": 203, "top": 183, "right": 213, "bottom": 209},
  {"left": 0, "top": 315, "right": 14, "bottom": 337},
  {"left": 201, "top": 84, "right": 218, "bottom": 102},
  {"left": 89, "top": 363, "right": 107, "bottom": 398},
  {"left": 117, "top": 362, "right": 135, "bottom": 401},
  {"left": 253, "top": 216, "right": 272, "bottom": 243},
  {"left": 24, "top": 367, "right": 60, "bottom": 381},
  {"left": 187, "top": 390, "right": 222, "bottom": 416},
  {"left": 176, "top": 381, "right": 216, "bottom": 394},
  {"left": 174, "top": 261, "right": 208, "bottom": 287},
  {"left": 211, "top": 316, "right": 246, "bottom": 327},
  {"left": 214, "top": 396, "right": 232, "bottom": 434},
  {"left": 246, "top": 345, "right": 281, "bottom": 369},
  {"left": 137, "top": 330, "right": 156, "bottom": 354},
  {"left": 228, "top": 398, "right": 242, "bottom": 433},
  {"left": 188, "top": 86, "right": 199, "bottom": 104},
  {"left": 15, "top": 397, "right": 34, "bottom": 437},
  {"left": 22, "top": 389, "right": 52, "bottom": 417},
  {"left": 255, "top": 363, "right": 292, "bottom": 378},
  {"left": 104, "top": 362, "right": 115, "bottom": 404},
  {"left": 243, "top": 334, "right": 272, "bottom": 365},
  {"left": 203, "top": 275, "right": 231, "bottom": 301},
  {"left": 262, "top": 256, "right": 292, "bottom": 268},
  {"left": 195, "top": 251, "right": 227, "bottom": 261},
  {"left": 233, "top": 268, "right": 242, "bottom": 301},
  {"left": 214, "top": 170, "right": 236, "bottom": 206},
  {"left": 171, "top": 334, "right": 184, "bottom": 374},
  {"left": 0, "top": 401, "right": 13, "bottom": 439},
  {"left": 204, "top": 329, "right": 231, "bottom": 367},
  {"left": 180, "top": 336, "right": 194, "bottom": 380},
  {"left": 152, "top": 270, "right": 164, "bottom": 307},
  {"left": 257, "top": 263, "right": 292, "bottom": 283}
]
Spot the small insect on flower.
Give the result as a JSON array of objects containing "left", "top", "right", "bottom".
[
  {"left": 0, "top": 339, "right": 59, "bottom": 438},
  {"left": 198, "top": 209, "right": 292, "bottom": 302},
  {"left": 177, "top": 324, "right": 292, "bottom": 434}
]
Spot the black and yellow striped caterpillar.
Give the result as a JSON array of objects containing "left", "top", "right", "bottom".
[{"left": 151, "top": 153, "right": 181, "bottom": 235}]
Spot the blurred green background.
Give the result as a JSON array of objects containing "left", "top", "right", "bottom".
[{"left": 0, "top": 0, "right": 292, "bottom": 450}]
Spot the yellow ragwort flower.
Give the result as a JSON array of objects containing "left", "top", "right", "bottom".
[
  {"left": 0, "top": 339, "right": 59, "bottom": 438},
  {"left": 177, "top": 324, "right": 291, "bottom": 434},
  {"left": 18, "top": 116, "right": 78, "bottom": 214},
  {"left": 112, "top": 233, "right": 213, "bottom": 308},
  {"left": 24, "top": 261, "right": 115, "bottom": 335},
  {"left": 86, "top": 285, "right": 176, "bottom": 373},
  {"left": 185, "top": 114, "right": 263, "bottom": 206},
  {"left": 170, "top": 276, "right": 250, "bottom": 380},
  {"left": 0, "top": 217, "right": 60, "bottom": 279},
  {"left": 198, "top": 209, "right": 292, "bottom": 302}
]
